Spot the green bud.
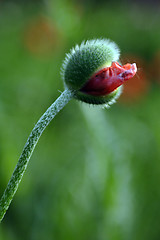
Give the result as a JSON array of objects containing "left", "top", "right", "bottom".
[{"left": 61, "top": 39, "right": 136, "bottom": 106}]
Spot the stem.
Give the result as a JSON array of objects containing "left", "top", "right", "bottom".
[{"left": 0, "top": 89, "right": 74, "bottom": 222}]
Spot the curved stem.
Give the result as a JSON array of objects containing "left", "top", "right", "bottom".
[{"left": 0, "top": 89, "right": 74, "bottom": 222}]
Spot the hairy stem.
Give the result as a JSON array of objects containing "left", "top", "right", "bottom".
[{"left": 0, "top": 89, "right": 74, "bottom": 222}]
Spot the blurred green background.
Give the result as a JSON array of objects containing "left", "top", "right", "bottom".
[{"left": 0, "top": 0, "right": 160, "bottom": 239}]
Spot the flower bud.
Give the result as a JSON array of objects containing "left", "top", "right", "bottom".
[{"left": 61, "top": 39, "right": 137, "bottom": 106}]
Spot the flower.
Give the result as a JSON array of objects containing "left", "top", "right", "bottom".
[
  {"left": 80, "top": 61, "right": 137, "bottom": 95},
  {"left": 62, "top": 39, "right": 137, "bottom": 106}
]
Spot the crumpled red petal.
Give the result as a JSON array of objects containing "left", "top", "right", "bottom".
[{"left": 80, "top": 61, "right": 137, "bottom": 96}]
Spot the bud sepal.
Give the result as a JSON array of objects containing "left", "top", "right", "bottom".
[{"left": 62, "top": 39, "right": 137, "bottom": 106}]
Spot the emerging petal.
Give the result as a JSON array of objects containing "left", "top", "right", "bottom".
[{"left": 80, "top": 61, "right": 137, "bottom": 96}]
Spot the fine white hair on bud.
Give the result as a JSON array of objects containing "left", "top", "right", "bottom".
[{"left": 61, "top": 39, "right": 137, "bottom": 106}]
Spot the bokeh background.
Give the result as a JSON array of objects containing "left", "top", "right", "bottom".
[{"left": 0, "top": 0, "right": 160, "bottom": 239}]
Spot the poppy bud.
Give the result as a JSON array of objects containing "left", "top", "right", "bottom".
[{"left": 61, "top": 39, "right": 137, "bottom": 106}]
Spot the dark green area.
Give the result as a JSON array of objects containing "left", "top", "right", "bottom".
[{"left": 0, "top": 1, "right": 160, "bottom": 239}]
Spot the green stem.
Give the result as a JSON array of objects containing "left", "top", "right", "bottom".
[{"left": 0, "top": 89, "right": 74, "bottom": 222}]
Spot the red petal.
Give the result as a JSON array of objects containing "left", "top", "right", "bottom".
[{"left": 80, "top": 61, "right": 137, "bottom": 96}]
